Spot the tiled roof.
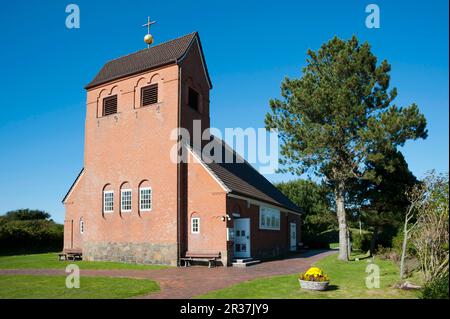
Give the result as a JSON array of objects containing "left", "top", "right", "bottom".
[
  {"left": 195, "top": 138, "right": 302, "bottom": 213},
  {"left": 85, "top": 32, "right": 207, "bottom": 89}
]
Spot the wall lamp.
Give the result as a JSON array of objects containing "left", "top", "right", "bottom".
[{"left": 221, "top": 214, "right": 231, "bottom": 222}]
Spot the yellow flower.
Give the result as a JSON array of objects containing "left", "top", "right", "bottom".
[
  {"left": 305, "top": 267, "right": 323, "bottom": 276},
  {"left": 299, "top": 267, "right": 330, "bottom": 282}
]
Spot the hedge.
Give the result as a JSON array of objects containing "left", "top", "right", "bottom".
[{"left": 0, "top": 218, "right": 63, "bottom": 254}]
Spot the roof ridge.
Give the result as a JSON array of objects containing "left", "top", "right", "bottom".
[
  {"left": 103, "top": 31, "right": 197, "bottom": 66},
  {"left": 85, "top": 31, "right": 200, "bottom": 89}
]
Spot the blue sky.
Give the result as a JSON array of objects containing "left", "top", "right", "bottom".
[{"left": 0, "top": 0, "right": 448, "bottom": 223}]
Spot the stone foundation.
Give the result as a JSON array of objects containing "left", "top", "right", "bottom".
[
  {"left": 84, "top": 242, "right": 178, "bottom": 266},
  {"left": 253, "top": 245, "right": 288, "bottom": 260}
]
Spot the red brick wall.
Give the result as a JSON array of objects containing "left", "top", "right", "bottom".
[
  {"left": 64, "top": 64, "right": 182, "bottom": 265},
  {"left": 227, "top": 197, "right": 301, "bottom": 259},
  {"left": 63, "top": 37, "right": 215, "bottom": 266},
  {"left": 185, "top": 149, "right": 229, "bottom": 265},
  {"left": 179, "top": 37, "right": 211, "bottom": 148},
  {"left": 62, "top": 35, "right": 300, "bottom": 266}
]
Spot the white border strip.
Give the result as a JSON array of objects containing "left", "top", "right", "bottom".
[
  {"left": 186, "top": 145, "right": 231, "bottom": 193},
  {"left": 177, "top": 36, "right": 212, "bottom": 89},
  {"left": 228, "top": 193, "right": 302, "bottom": 216},
  {"left": 63, "top": 170, "right": 85, "bottom": 204}
]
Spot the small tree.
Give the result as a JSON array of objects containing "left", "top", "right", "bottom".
[
  {"left": 411, "top": 172, "right": 449, "bottom": 283},
  {"left": 265, "top": 36, "right": 427, "bottom": 260},
  {"left": 400, "top": 183, "right": 425, "bottom": 279},
  {"left": 349, "top": 150, "right": 418, "bottom": 255}
]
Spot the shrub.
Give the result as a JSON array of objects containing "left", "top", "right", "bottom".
[
  {"left": 0, "top": 210, "right": 63, "bottom": 254},
  {"left": 351, "top": 231, "right": 372, "bottom": 252},
  {"left": 302, "top": 229, "right": 337, "bottom": 249},
  {"left": 421, "top": 275, "right": 449, "bottom": 299},
  {"left": 375, "top": 245, "right": 399, "bottom": 262},
  {"left": 374, "top": 224, "right": 399, "bottom": 248}
]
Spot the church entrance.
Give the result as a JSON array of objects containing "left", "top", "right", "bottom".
[{"left": 234, "top": 218, "right": 250, "bottom": 258}]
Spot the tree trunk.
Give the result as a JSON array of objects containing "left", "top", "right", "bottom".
[
  {"left": 370, "top": 225, "right": 381, "bottom": 256},
  {"left": 335, "top": 180, "right": 349, "bottom": 261},
  {"left": 400, "top": 215, "right": 409, "bottom": 279}
]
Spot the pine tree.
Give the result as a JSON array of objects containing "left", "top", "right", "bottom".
[{"left": 265, "top": 36, "right": 427, "bottom": 261}]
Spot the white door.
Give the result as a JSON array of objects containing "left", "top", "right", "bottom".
[
  {"left": 290, "top": 222, "right": 297, "bottom": 252},
  {"left": 234, "top": 218, "right": 250, "bottom": 258}
]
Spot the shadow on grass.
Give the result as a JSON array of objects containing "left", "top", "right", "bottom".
[
  {"left": 326, "top": 284, "right": 339, "bottom": 291},
  {"left": 349, "top": 250, "right": 372, "bottom": 261},
  {"left": 269, "top": 249, "right": 333, "bottom": 261}
]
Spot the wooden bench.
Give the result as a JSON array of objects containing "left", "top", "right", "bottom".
[
  {"left": 58, "top": 249, "right": 83, "bottom": 261},
  {"left": 180, "top": 251, "right": 221, "bottom": 268}
]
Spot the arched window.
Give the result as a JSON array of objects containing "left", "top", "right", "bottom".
[
  {"left": 191, "top": 217, "right": 200, "bottom": 234},
  {"left": 139, "top": 180, "right": 152, "bottom": 212},
  {"left": 190, "top": 212, "right": 200, "bottom": 234},
  {"left": 103, "top": 184, "right": 114, "bottom": 213},
  {"left": 120, "top": 182, "right": 132, "bottom": 213}
]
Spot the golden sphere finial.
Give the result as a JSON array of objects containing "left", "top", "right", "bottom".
[
  {"left": 142, "top": 16, "right": 156, "bottom": 48},
  {"left": 144, "top": 34, "right": 154, "bottom": 45}
]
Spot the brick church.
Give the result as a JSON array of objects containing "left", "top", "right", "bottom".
[{"left": 62, "top": 32, "right": 302, "bottom": 266}]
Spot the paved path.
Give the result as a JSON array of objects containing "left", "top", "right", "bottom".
[{"left": 0, "top": 250, "right": 336, "bottom": 299}]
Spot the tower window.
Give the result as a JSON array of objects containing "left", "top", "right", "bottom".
[
  {"left": 141, "top": 84, "right": 158, "bottom": 106},
  {"left": 103, "top": 95, "right": 117, "bottom": 116},
  {"left": 188, "top": 87, "right": 199, "bottom": 111}
]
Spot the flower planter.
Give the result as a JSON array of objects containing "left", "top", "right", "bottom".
[{"left": 298, "top": 279, "right": 329, "bottom": 291}]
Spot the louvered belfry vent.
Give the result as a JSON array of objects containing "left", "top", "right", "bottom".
[
  {"left": 103, "top": 95, "right": 118, "bottom": 116},
  {"left": 188, "top": 87, "right": 199, "bottom": 111},
  {"left": 141, "top": 84, "right": 158, "bottom": 106}
]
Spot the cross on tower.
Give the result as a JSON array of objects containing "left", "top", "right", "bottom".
[
  {"left": 142, "top": 17, "right": 156, "bottom": 48},
  {"left": 142, "top": 16, "right": 156, "bottom": 35}
]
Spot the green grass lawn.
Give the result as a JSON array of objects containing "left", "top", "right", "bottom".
[
  {"left": 0, "top": 253, "right": 169, "bottom": 270},
  {"left": 197, "top": 253, "right": 421, "bottom": 299},
  {"left": 0, "top": 275, "right": 159, "bottom": 299}
]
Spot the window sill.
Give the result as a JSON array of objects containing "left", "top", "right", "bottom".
[
  {"left": 141, "top": 102, "right": 162, "bottom": 108},
  {"left": 98, "top": 112, "right": 121, "bottom": 119},
  {"left": 259, "top": 227, "right": 280, "bottom": 231}
]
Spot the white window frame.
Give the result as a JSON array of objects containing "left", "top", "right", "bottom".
[
  {"left": 121, "top": 189, "right": 132, "bottom": 213},
  {"left": 259, "top": 206, "right": 280, "bottom": 230},
  {"left": 139, "top": 187, "right": 152, "bottom": 212},
  {"left": 191, "top": 217, "right": 200, "bottom": 234},
  {"left": 103, "top": 191, "right": 114, "bottom": 213},
  {"left": 80, "top": 218, "right": 84, "bottom": 234}
]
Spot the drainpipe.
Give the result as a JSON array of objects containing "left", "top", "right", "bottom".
[{"left": 176, "top": 65, "right": 182, "bottom": 266}]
